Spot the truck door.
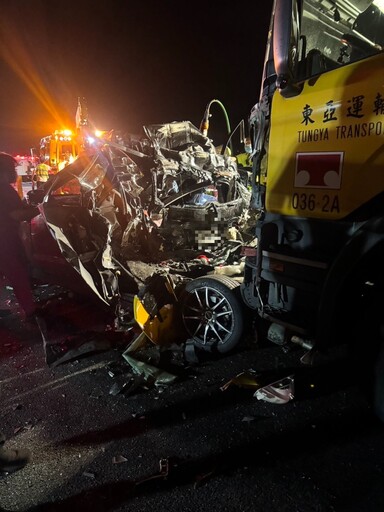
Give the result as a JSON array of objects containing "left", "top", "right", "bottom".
[{"left": 268, "top": 0, "right": 384, "bottom": 221}]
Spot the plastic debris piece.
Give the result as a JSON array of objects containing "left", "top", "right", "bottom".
[
  {"left": 112, "top": 455, "right": 128, "bottom": 464},
  {"left": 184, "top": 339, "right": 200, "bottom": 364},
  {"left": 241, "top": 416, "right": 255, "bottom": 423},
  {"left": 109, "top": 375, "right": 145, "bottom": 396},
  {"left": 109, "top": 382, "right": 123, "bottom": 396},
  {"left": 254, "top": 375, "right": 295, "bottom": 404},
  {"left": 125, "top": 332, "right": 150, "bottom": 354},
  {"left": 44, "top": 337, "right": 113, "bottom": 367},
  {"left": 158, "top": 458, "right": 169, "bottom": 476},
  {"left": 221, "top": 369, "right": 261, "bottom": 391},
  {"left": 194, "top": 469, "right": 215, "bottom": 488},
  {"left": 136, "top": 458, "right": 169, "bottom": 485},
  {"left": 122, "top": 353, "right": 177, "bottom": 387},
  {"left": 83, "top": 472, "right": 96, "bottom": 479}
]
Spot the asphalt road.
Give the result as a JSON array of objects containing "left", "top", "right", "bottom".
[{"left": 0, "top": 285, "right": 384, "bottom": 512}]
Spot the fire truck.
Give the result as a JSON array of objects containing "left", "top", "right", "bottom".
[
  {"left": 13, "top": 154, "right": 37, "bottom": 198},
  {"left": 38, "top": 129, "right": 79, "bottom": 171},
  {"left": 35, "top": 98, "right": 105, "bottom": 176},
  {"left": 236, "top": 0, "right": 384, "bottom": 419}
]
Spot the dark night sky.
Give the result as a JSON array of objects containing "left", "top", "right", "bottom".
[{"left": 0, "top": 0, "right": 272, "bottom": 154}]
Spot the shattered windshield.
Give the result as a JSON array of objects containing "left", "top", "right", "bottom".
[{"left": 299, "top": 0, "right": 384, "bottom": 78}]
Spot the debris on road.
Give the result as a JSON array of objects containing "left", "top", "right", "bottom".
[
  {"left": 122, "top": 353, "right": 178, "bottom": 388},
  {"left": 221, "top": 369, "right": 295, "bottom": 404},
  {"left": 82, "top": 471, "right": 96, "bottom": 479},
  {"left": 135, "top": 458, "right": 169, "bottom": 485},
  {"left": 112, "top": 455, "right": 128, "bottom": 464},
  {"left": 220, "top": 369, "right": 261, "bottom": 391},
  {"left": 254, "top": 375, "right": 295, "bottom": 404}
]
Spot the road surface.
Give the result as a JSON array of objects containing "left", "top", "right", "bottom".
[{"left": 0, "top": 285, "right": 383, "bottom": 512}]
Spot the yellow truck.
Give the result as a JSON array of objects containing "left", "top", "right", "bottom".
[
  {"left": 29, "top": 129, "right": 79, "bottom": 190},
  {"left": 236, "top": 0, "right": 384, "bottom": 418},
  {"left": 38, "top": 129, "right": 78, "bottom": 172},
  {"left": 143, "top": 0, "right": 383, "bottom": 419}
]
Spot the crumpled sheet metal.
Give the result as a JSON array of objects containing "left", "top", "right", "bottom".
[
  {"left": 220, "top": 370, "right": 261, "bottom": 391},
  {"left": 37, "top": 120, "right": 251, "bottom": 325},
  {"left": 121, "top": 329, "right": 179, "bottom": 388},
  {"left": 123, "top": 332, "right": 177, "bottom": 387},
  {"left": 45, "top": 221, "right": 111, "bottom": 305},
  {"left": 122, "top": 352, "right": 177, "bottom": 388},
  {"left": 254, "top": 375, "right": 295, "bottom": 404}
]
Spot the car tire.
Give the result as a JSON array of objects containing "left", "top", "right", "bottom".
[{"left": 180, "top": 275, "right": 244, "bottom": 353}]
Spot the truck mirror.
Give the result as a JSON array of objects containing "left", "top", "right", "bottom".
[{"left": 273, "top": 0, "right": 303, "bottom": 98}]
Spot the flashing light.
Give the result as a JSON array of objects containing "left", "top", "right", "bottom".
[
  {"left": 14, "top": 154, "right": 33, "bottom": 163},
  {"left": 94, "top": 130, "right": 103, "bottom": 138},
  {"left": 54, "top": 134, "right": 72, "bottom": 142},
  {"left": 53, "top": 129, "right": 72, "bottom": 136},
  {"left": 87, "top": 136, "right": 95, "bottom": 145},
  {"left": 53, "top": 129, "right": 73, "bottom": 141}
]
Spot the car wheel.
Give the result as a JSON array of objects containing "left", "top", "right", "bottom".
[{"left": 180, "top": 275, "right": 244, "bottom": 353}]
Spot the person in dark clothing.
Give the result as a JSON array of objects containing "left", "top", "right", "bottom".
[
  {"left": 0, "top": 152, "right": 39, "bottom": 319},
  {"left": 0, "top": 152, "right": 39, "bottom": 473}
]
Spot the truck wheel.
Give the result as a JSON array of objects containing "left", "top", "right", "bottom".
[{"left": 180, "top": 275, "right": 244, "bottom": 353}]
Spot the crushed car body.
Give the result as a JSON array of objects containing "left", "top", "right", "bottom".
[{"left": 26, "top": 120, "right": 252, "bottom": 352}]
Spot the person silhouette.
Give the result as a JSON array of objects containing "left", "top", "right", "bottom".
[{"left": 0, "top": 152, "right": 39, "bottom": 320}]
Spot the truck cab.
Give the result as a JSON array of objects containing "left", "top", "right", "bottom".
[
  {"left": 39, "top": 129, "right": 78, "bottom": 172},
  {"left": 241, "top": 0, "right": 384, "bottom": 416}
]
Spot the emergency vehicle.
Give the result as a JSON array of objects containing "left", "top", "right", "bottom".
[
  {"left": 13, "top": 154, "right": 37, "bottom": 198},
  {"left": 14, "top": 155, "right": 33, "bottom": 180},
  {"left": 237, "top": 0, "right": 384, "bottom": 419},
  {"left": 39, "top": 129, "right": 78, "bottom": 171}
]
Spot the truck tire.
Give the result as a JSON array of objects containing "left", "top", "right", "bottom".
[{"left": 180, "top": 275, "right": 244, "bottom": 353}]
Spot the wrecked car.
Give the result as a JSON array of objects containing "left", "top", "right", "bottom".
[{"left": 25, "top": 121, "right": 252, "bottom": 353}]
